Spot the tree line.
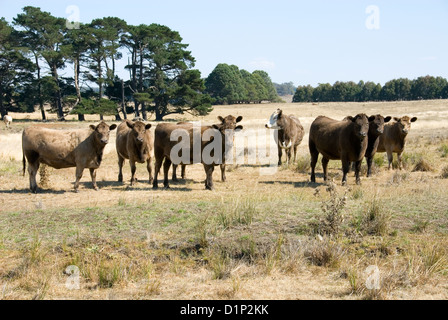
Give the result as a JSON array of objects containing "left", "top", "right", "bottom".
[
  {"left": 0, "top": 6, "right": 215, "bottom": 121},
  {"left": 293, "top": 76, "right": 448, "bottom": 103},
  {"left": 204, "top": 63, "right": 281, "bottom": 105}
]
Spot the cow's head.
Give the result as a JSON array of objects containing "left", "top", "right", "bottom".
[
  {"left": 369, "top": 114, "right": 391, "bottom": 136},
  {"left": 126, "top": 120, "right": 152, "bottom": 144},
  {"left": 265, "top": 109, "right": 285, "bottom": 130},
  {"left": 90, "top": 121, "right": 117, "bottom": 145},
  {"left": 393, "top": 116, "right": 417, "bottom": 135},
  {"left": 212, "top": 115, "right": 243, "bottom": 133},
  {"left": 345, "top": 114, "right": 373, "bottom": 139}
]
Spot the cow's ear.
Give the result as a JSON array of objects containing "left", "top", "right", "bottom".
[
  {"left": 126, "top": 121, "right": 134, "bottom": 129},
  {"left": 394, "top": 117, "right": 400, "bottom": 122},
  {"left": 235, "top": 125, "right": 243, "bottom": 132},
  {"left": 90, "top": 125, "right": 96, "bottom": 131},
  {"left": 411, "top": 117, "right": 417, "bottom": 122},
  {"left": 368, "top": 115, "right": 376, "bottom": 122},
  {"left": 384, "top": 116, "right": 392, "bottom": 123},
  {"left": 345, "top": 116, "right": 354, "bottom": 122},
  {"left": 212, "top": 124, "right": 220, "bottom": 130},
  {"left": 236, "top": 116, "right": 243, "bottom": 123},
  {"left": 109, "top": 124, "right": 117, "bottom": 131},
  {"left": 277, "top": 109, "right": 283, "bottom": 117},
  {"left": 145, "top": 124, "right": 152, "bottom": 130},
  {"left": 217, "top": 116, "right": 224, "bottom": 123}
]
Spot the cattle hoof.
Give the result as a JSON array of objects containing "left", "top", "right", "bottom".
[
  {"left": 341, "top": 181, "right": 347, "bottom": 186},
  {"left": 152, "top": 185, "right": 158, "bottom": 190},
  {"left": 148, "top": 178, "right": 154, "bottom": 184}
]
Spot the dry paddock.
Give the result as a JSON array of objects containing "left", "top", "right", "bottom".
[{"left": 1, "top": 100, "right": 448, "bottom": 300}]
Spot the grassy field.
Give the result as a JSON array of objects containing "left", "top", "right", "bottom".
[{"left": 1, "top": 100, "right": 448, "bottom": 300}]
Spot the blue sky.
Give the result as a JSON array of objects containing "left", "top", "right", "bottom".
[{"left": 1, "top": 0, "right": 447, "bottom": 86}]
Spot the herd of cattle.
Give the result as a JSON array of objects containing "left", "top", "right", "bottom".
[{"left": 15, "top": 110, "right": 417, "bottom": 193}]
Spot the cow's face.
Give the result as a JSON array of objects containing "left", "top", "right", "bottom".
[
  {"left": 394, "top": 116, "right": 417, "bottom": 135},
  {"left": 127, "top": 121, "right": 152, "bottom": 144},
  {"left": 90, "top": 122, "right": 117, "bottom": 145},
  {"left": 346, "top": 114, "right": 372, "bottom": 139},
  {"left": 214, "top": 115, "right": 243, "bottom": 132},
  {"left": 369, "top": 115, "right": 391, "bottom": 135},
  {"left": 265, "top": 109, "right": 284, "bottom": 130}
]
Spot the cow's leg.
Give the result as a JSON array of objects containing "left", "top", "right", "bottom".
[
  {"left": 129, "top": 159, "right": 137, "bottom": 186},
  {"left": 204, "top": 164, "right": 215, "bottom": 190},
  {"left": 118, "top": 155, "right": 125, "bottom": 183},
  {"left": 220, "top": 164, "right": 226, "bottom": 182},
  {"left": 74, "top": 166, "right": 84, "bottom": 192},
  {"left": 28, "top": 160, "right": 39, "bottom": 194},
  {"left": 286, "top": 148, "right": 292, "bottom": 165},
  {"left": 397, "top": 152, "right": 403, "bottom": 170},
  {"left": 278, "top": 144, "right": 282, "bottom": 166},
  {"left": 181, "top": 165, "right": 186, "bottom": 179},
  {"left": 354, "top": 160, "right": 362, "bottom": 185},
  {"left": 366, "top": 156, "right": 374, "bottom": 177},
  {"left": 341, "top": 158, "right": 350, "bottom": 186},
  {"left": 153, "top": 155, "right": 163, "bottom": 189},
  {"left": 89, "top": 168, "right": 98, "bottom": 190},
  {"left": 146, "top": 158, "right": 153, "bottom": 184},
  {"left": 309, "top": 141, "right": 319, "bottom": 183},
  {"left": 293, "top": 145, "right": 298, "bottom": 163},
  {"left": 172, "top": 164, "right": 179, "bottom": 182},
  {"left": 322, "top": 157, "right": 329, "bottom": 182},
  {"left": 163, "top": 158, "right": 172, "bottom": 189},
  {"left": 387, "top": 150, "right": 394, "bottom": 170}
]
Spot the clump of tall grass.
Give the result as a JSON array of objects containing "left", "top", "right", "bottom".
[
  {"left": 440, "top": 165, "right": 448, "bottom": 179},
  {"left": 357, "top": 199, "right": 391, "bottom": 236},
  {"left": 216, "top": 197, "right": 258, "bottom": 229},
  {"left": 412, "top": 158, "right": 434, "bottom": 172},
  {"left": 438, "top": 144, "right": 448, "bottom": 158},
  {"left": 303, "top": 238, "right": 345, "bottom": 268},
  {"left": 295, "top": 155, "right": 311, "bottom": 174}
]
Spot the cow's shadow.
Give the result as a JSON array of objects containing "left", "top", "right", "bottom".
[
  {"left": 258, "top": 180, "right": 326, "bottom": 188},
  {"left": 0, "top": 188, "right": 67, "bottom": 194}
]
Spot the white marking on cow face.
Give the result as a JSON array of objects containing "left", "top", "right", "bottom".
[{"left": 265, "top": 110, "right": 280, "bottom": 129}]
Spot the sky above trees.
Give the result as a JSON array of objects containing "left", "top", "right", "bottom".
[{"left": 1, "top": 0, "right": 447, "bottom": 87}]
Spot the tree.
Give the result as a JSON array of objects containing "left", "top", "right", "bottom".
[
  {"left": 252, "top": 70, "right": 280, "bottom": 102},
  {"left": 292, "top": 85, "right": 314, "bottom": 102},
  {"left": 274, "top": 82, "right": 296, "bottom": 96},
  {"left": 0, "top": 18, "right": 35, "bottom": 117},
  {"left": 14, "top": 6, "right": 68, "bottom": 120},
  {"left": 143, "top": 24, "right": 212, "bottom": 120}
]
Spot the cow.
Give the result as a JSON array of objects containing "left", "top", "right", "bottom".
[
  {"left": 153, "top": 115, "right": 243, "bottom": 190},
  {"left": 345, "top": 115, "right": 391, "bottom": 177},
  {"left": 309, "top": 114, "right": 374, "bottom": 185},
  {"left": 116, "top": 120, "right": 153, "bottom": 186},
  {"left": 265, "top": 109, "right": 305, "bottom": 165},
  {"left": 22, "top": 121, "right": 117, "bottom": 193},
  {"left": 3, "top": 115, "right": 12, "bottom": 128},
  {"left": 376, "top": 116, "right": 417, "bottom": 170}
]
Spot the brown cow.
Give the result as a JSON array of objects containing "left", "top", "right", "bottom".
[
  {"left": 116, "top": 120, "right": 153, "bottom": 186},
  {"left": 153, "top": 115, "right": 243, "bottom": 190},
  {"left": 22, "top": 121, "right": 117, "bottom": 193},
  {"left": 377, "top": 116, "right": 417, "bottom": 170},
  {"left": 265, "top": 109, "right": 305, "bottom": 165},
  {"left": 309, "top": 114, "right": 374, "bottom": 185},
  {"left": 346, "top": 115, "right": 391, "bottom": 177}
]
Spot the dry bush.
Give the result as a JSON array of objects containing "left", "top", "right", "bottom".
[
  {"left": 359, "top": 199, "right": 392, "bottom": 236},
  {"left": 315, "top": 182, "right": 348, "bottom": 236},
  {"left": 412, "top": 158, "right": 434, "bottom": 172},
  {"left": 440, "top": 165, "right": 448, "bottom": 179},
  {"left": 303, "top": 238, "right": 345, "bottom": 268}
]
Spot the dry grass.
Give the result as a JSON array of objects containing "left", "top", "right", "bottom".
[{"left": 1, "top": 100, "right": 448, "bottom": 300}]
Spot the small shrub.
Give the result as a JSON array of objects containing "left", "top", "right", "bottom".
[
  {"left": 440, "top": 165, "right": 448, "bottom": 179},
  {"left": 303, "top": 238, "right": 344, "bottom": 268},
  {"left": 412, "top": 158, "right": 434, "bottom": 172},
  {"left": 316, "top": 182, "right": 348, "bottom": 236},
  {"left": 360, "top": 199, "right": 391, "bottom": 236},
  {"left": 438, "top": 144, "right": 448, "bottom": 158},
  {"left": 295, "top": 155, "right": 311, "bottom": 174}
]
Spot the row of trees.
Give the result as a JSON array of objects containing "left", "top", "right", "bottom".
[
  {"left": 204, "top": 63, "right": 281, "bottom": 105},
  {"left": 0, "top": 6, "right": 213, "bottom": 121},
  {"left": 293, "top": 76, "right": 448, "bottom": 103}
]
